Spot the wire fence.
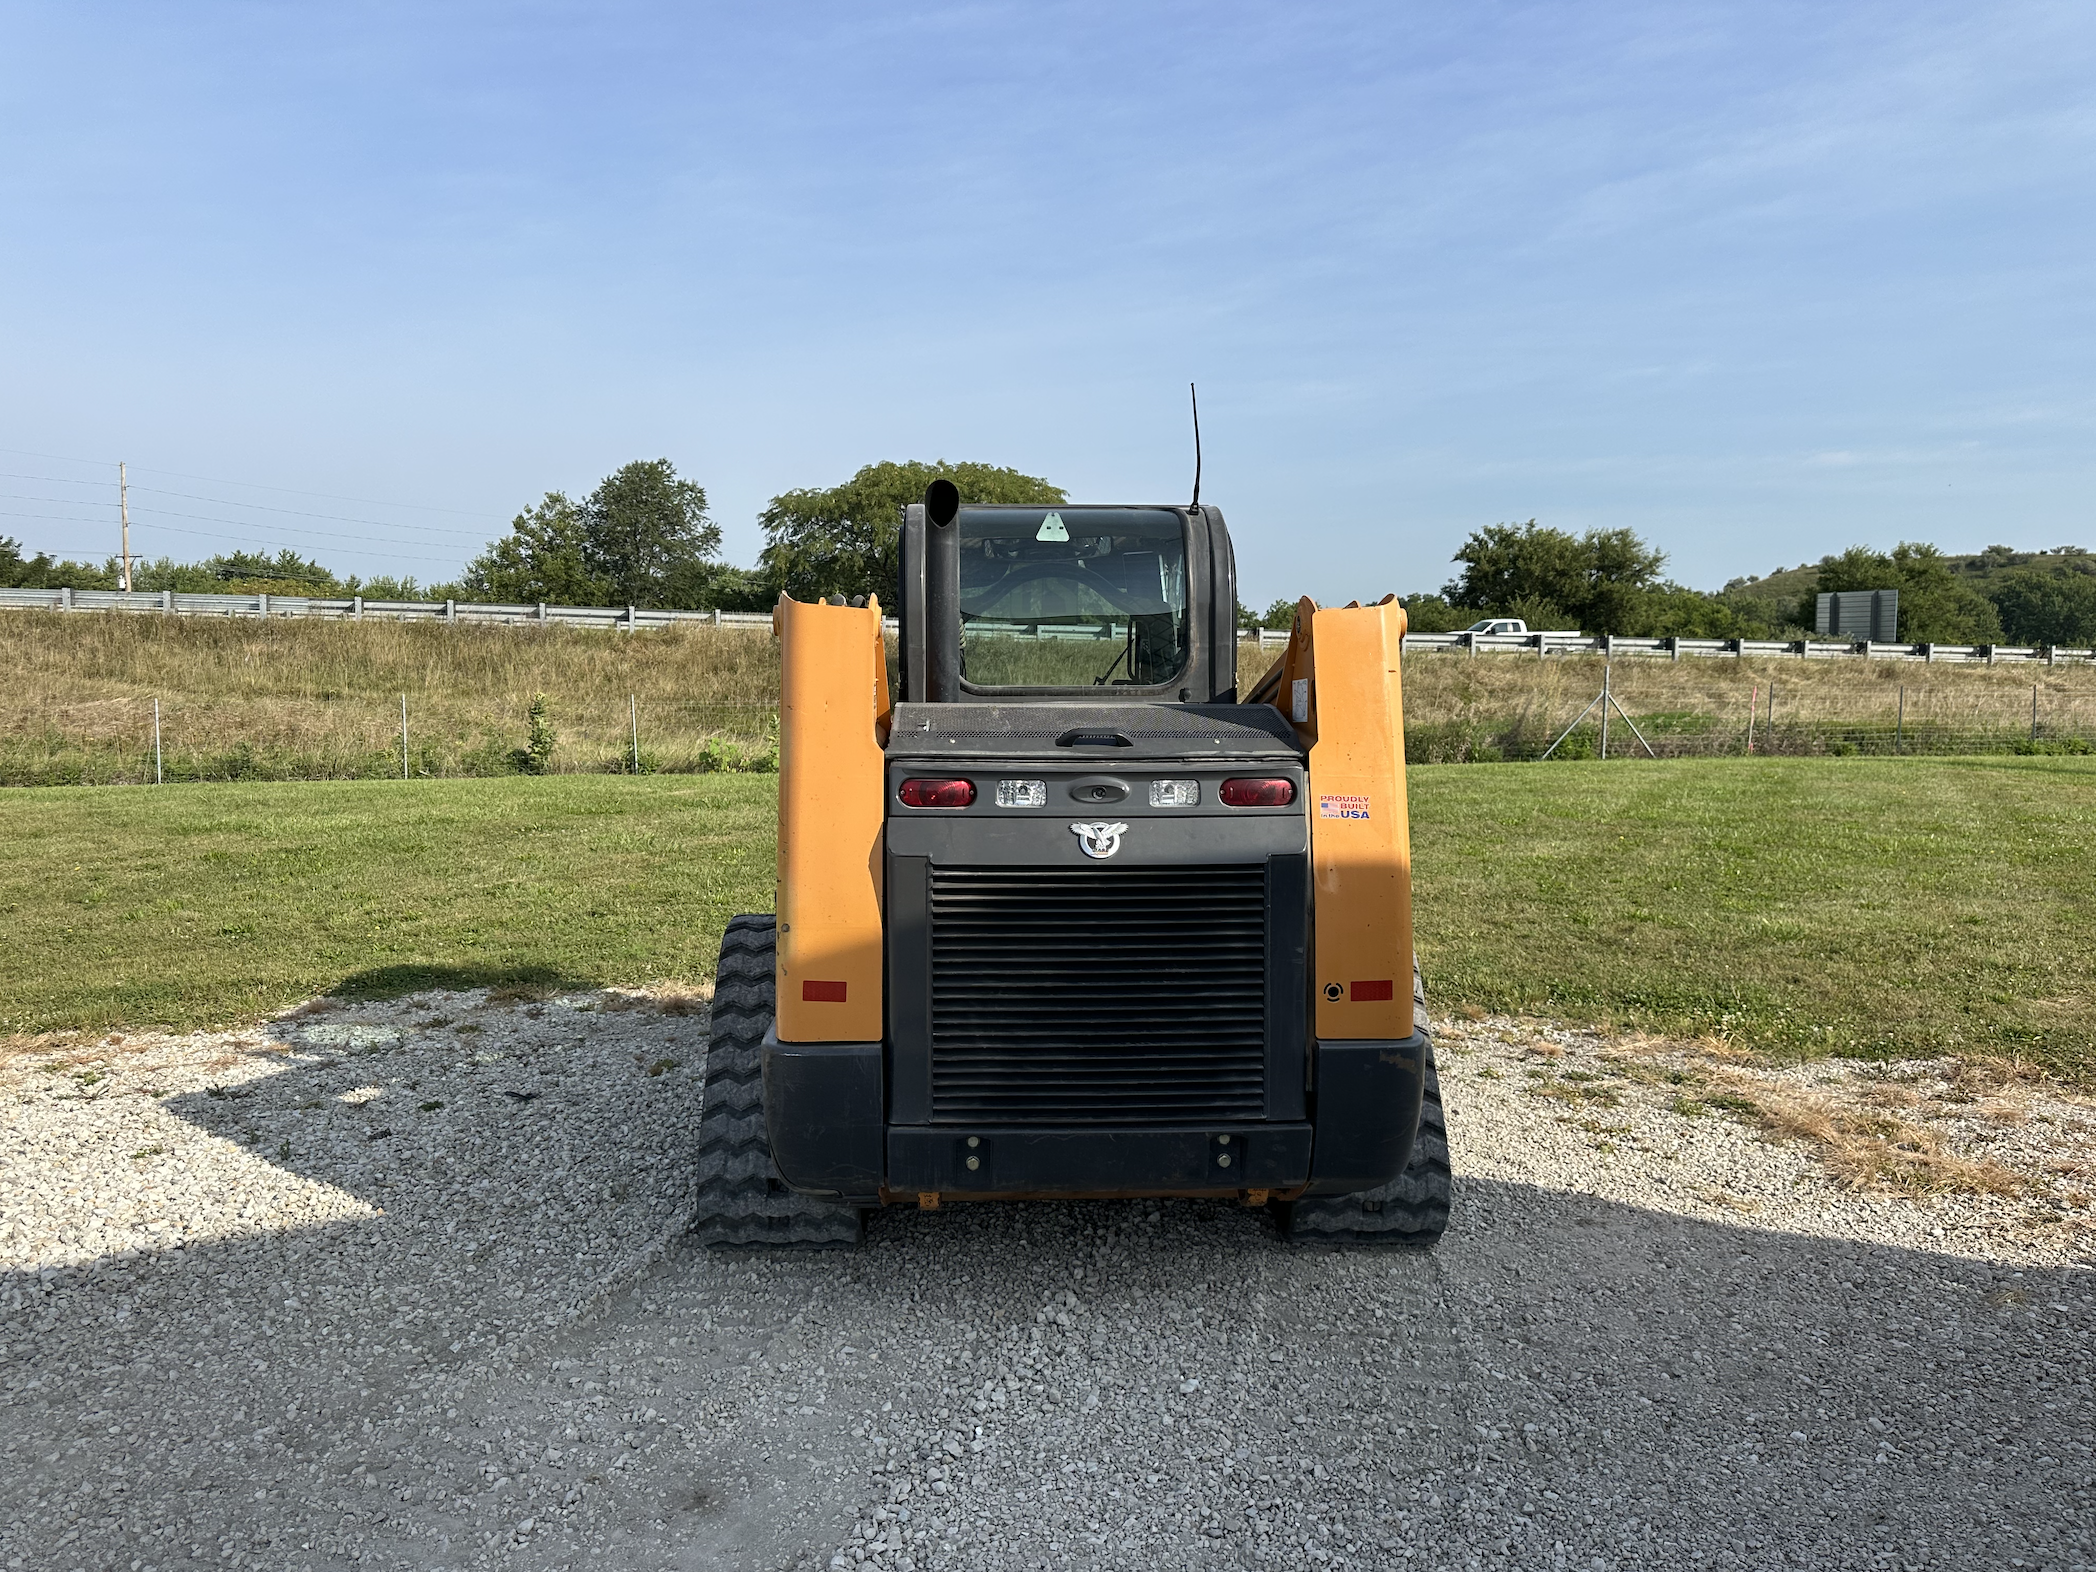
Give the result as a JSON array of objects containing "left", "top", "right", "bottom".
[
  {"left": 0, "top": 697, "right": 779, "bottom": 787},
  {"left": 7, "top": 681, "right": 2092, "bottom": 787},
  {"left": 1405, "top": 677, "right": 2096, "bottom": 763}
]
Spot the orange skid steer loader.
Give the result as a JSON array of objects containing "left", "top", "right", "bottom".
[{"left": 691, "top": 480, "right": 1449, "bottom": 1247}]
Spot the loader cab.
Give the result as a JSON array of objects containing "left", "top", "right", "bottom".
[{"left": 895, "top": 482, "right": 1241, "bottom": 705}]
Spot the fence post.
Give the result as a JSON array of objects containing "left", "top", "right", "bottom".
[
  {"left": 258, "top": 592, "right": 270, "bottom": 619},
  {"left": 1746, "top": 683, "right": 1757, "bottom": 754},
  {"left": 1600, "top": 643, "right": 1613, "bottom": 760},
  {"left": 61, "top": 586, "right": 73, "bottom": 612},
  {"left": 1922, "top": 642, "right": 1934, "bottom": 664},
  {"left": 1667, "top": 636, "right": 1679, "bottom": 662},
  {"left": 626, "top": 604, "right": 637, "bottom": 633},
  {"left": 445, "top": 599, "right": 456, "bottom": 625},
  {"left": 352, "top": 595, "right": 364, "bottom": 620},
  {"left": 161, "top": 589, "right": 172, "bottom": 614},
  {"left": 1983, "top": 644, "right": 1996, "bottom": 666},
  {"left": 630, "top": 695, "right": 640, "bottom": 773},
  {"left": 538, "top": 602, "right": 548, "bottom": 626},
  {"left": 153, "top": 698, "right": 162, "bottom": 785},
  {"left": 400, "top": 694, "right": 409, "bottom": 780},
  {"left": 2032, "top": 683, "right": 2039, "bottom": 743},
  {"left": 1896, "top": 686, "right": 1904, "bottom": 754},
  {"left": 712, "top": 608, "right": 722, "bottom": 627}
]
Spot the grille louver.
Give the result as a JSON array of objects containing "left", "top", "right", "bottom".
[{"left": 929, "top": 863, "right": 1268, "bottom": 1124}]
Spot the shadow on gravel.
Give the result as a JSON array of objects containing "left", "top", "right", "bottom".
[
  {"left": 8, "top": 1082, "right": 2088, "bottom": 1572},
  {"left": 326, "top": 962, "right": 601, "bottom": 1002}
]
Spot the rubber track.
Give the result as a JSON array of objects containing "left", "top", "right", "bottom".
[
  {"left": 1282, "top": 964, "right": 1453, "bottom": 1248},
  {"left": 690, "top": 914, "right": 864, "bottom": 1250}
]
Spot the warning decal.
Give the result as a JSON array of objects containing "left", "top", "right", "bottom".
[{"left": 1317, "top": 794, "right": 1370, "bottom": 820}]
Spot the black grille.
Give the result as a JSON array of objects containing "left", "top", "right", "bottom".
[{"left": 929, "top": 863, "right": 1268, "bottom": 1124}]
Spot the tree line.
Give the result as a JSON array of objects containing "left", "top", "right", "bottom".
[
  {"left": 6, "top": 464, "right": 2092, "bottom": 646},
  {"left": 1250, "top": 523, "right": 2096, "bottom": 646}
]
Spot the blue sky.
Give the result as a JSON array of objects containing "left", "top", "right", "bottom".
[{"left": 3, "top": 1, "right": 2092, "bottom": 605}]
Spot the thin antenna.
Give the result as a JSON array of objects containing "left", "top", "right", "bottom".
[{"left": 1189, "top": 383, "right": 1202, "bottom": 508}]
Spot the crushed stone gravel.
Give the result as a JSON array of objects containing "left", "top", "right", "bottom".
[{"left": 2, "top": 994, "right": 2091, "bottom": 1571}]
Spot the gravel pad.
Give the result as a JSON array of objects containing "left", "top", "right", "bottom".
[{"left": 3, "top": 996, "right": 2091, "bottom": 1572}]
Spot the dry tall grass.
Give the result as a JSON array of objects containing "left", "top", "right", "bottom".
[
  {"left": 0, "top": 613, "right": 784, "bottom": 783},
  {"left": 1379, "top": 645, "right": 2096, "bottom": 761},
  {"left": 2, "top": 611, "right": 2092, "bottom": 783}
]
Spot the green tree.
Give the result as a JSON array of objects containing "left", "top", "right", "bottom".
[
  {"left": 1258, "top": 597, "right": 1300, "bottom": 630},
  {"left": 1443, "top": 520, "right": 1666, "bottom": 635},
  {"left": 1396, "top": 593, "right": 1465, "bottom": 632},
  {"left": 1984, "top": 565, "right": 2096, "bottom": 646},
  {"left": 758, "top": 459, "right": 1066, "bottom": 604},
  {"left": 581, "top": 459, "right": 720, "bottom": 605},
  {"left": 0, "top": 548, "right": 116, "bottom": 590},
  {"left": 206, "top": 550, "right": 341, "bottom": 591},
  {"left": 459, "top": 459, "right": 725, "bottom": 608},
  {"left": 457, "top": 493, "right": 606, "bottom": 605},
  {"left": 0, "top": 536, "right": 54, "bottom": 588},
  {"left": 1802, "top": 543, "right": 2003, "bottom": 643}
]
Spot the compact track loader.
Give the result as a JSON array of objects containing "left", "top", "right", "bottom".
[{"left": 691, "top": 481, "right": 1450, "bottom": 1247}]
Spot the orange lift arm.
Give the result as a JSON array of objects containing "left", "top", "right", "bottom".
[
  {"left": 772, "top": 594, "right": 890, "bottom": 1042},
  {"left": 1253, "top": 596, "right": 1416, "bottom": 1041}
]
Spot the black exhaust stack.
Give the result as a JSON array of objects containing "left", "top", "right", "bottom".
[{"left": 923, "top": 479, "right": 962, "bottom": 703}]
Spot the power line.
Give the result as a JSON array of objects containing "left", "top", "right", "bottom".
[
  {"left": 129, "top": 462, "right": 499, "bottom": 518},
  {"left": 128, "top": 485, "right": 495, "bottom": 540},
  {"left": 0, "top": 491, "right": 483, "bottom": 556},
  {"left": 0, "top": 492, "right": 114, "bottom": 510},
  {"left": 0, "top": 440, "right": 515, "bottom": 526},
  {"left": 0, "top": 445, "right": 497, "bottom": 518},
  {"left": 128, "top": 503, "right": 478, "bottom": 553},
  {"left": 0, "top": 470, "right": 491, "bottom": 539},
  {"left": 0, "top": 510, "right": 467, "bottom": 567}
]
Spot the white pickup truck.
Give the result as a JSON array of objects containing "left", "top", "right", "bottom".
[{"left": 1461, "top": 618, "right": 1584, "bottom": 638}]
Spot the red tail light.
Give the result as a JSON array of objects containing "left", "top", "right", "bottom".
[
  {"left": 1220, "top": 777, "right": 1295, "bottom": 807},
  {"left": 899, "top": 777, "right": 976, "bottom": 808}
]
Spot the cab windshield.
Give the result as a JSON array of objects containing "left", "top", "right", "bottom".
[{"left": 957, "top": 506, "right": 1190, "bottom": 689}]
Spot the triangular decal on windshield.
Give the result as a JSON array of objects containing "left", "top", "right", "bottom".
[{"left": 1035, "top": 513, "right": 1069, "bottom": 542}]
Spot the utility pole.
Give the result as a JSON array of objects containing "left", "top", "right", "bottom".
[{"left": 119, "top": 462, "right": 134, "bottom": 593}]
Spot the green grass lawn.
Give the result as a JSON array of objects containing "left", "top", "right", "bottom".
[
  {"left": 4, "top": 758, "right": 2092, "bottom": 1079},
  {"left": 1412, "top": 756, "right": 2096, "bottom": 1077},
  {"left": 0, "top": 776, "right": 777, "bottom": 1037}
]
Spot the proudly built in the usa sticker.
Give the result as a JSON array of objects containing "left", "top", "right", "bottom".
[{"left": 1317, "top": 794, "right": 1370, "bottom": 820}]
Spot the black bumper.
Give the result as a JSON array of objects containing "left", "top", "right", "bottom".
[{"left": 762, "top": 1029, "right": 1429, "bottom": 1201}]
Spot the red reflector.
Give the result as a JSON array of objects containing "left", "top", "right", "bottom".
[
  {"left": 1350, "top": 979, "right": 1395, "bottom": 1002},
  {"left": 1220, "top": 777, "right": 1295, "bottom": 807},
  {"left": 802, "top": 980, "right": 848, "bottom": 1003},
  {"left": 899, "top": 777, "right": 976, "bottom": 808}
]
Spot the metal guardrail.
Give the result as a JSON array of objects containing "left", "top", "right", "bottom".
[
  {"left": 5, "top": 587, "right": 2092, "bottom": 666},
  {"left": 0, "top": 585, "right": 798, "bottom": 632},
  {"left": 1259, "top": 627, "right": 2096, "bottom": 665}
]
